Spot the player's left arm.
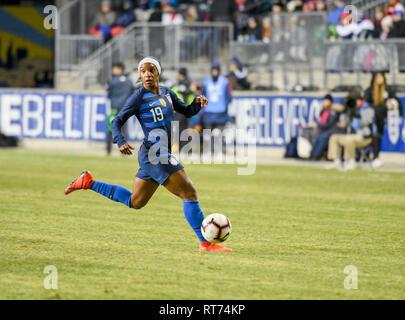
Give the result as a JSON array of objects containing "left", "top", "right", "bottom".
[{"left": 169, "top": 89, "right": 208, "bottom": 118}]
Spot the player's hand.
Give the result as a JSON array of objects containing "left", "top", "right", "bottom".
[
  {"left": 119, "top": 143, "right": 135, "bottom": 155},
  {"left": 196, "top": 95, "right": 208, "bottom": 108}
]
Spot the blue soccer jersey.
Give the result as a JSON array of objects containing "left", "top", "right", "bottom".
[
  {"left": 112, "top": 86, "right": 201, "bottom": 151},
  {"left": 111, "top": 86, "right": 202, "bottom": 184}
]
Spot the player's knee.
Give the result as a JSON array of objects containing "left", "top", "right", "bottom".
[
  {"left": 131, "top": 197, "right": 147, "bottom": 210},
  {"left": 182, "top": 185, "right": 198, "bottom": 201}
]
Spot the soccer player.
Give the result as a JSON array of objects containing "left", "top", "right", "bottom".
[{"left": 64, "top": 57, "right": 232, "bottom": 252}]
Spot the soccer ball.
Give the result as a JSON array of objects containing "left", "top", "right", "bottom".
[{"left": 201, "top": 213, "right": 232, "bottom": 243}]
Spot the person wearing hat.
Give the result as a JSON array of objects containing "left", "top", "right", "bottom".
[
  {"left": 226, "top": 56, "right": 250, "bottom": 90},
  {"left": 309, "top": 94, "right": 342, "bottom": 160},
  {"left": 89, "top": 0, "right": 117, "bottom": 40},
  {"left": 327, "top": 91, "right": 375, "bottom": 171},
  {"left": 202, "top": 62, "right": 232, "bottom": 157}
]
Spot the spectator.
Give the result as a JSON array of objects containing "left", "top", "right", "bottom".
[
  {"left": 303, "top": 1, "right": 315, "bottom": 12},
  {"left": 327, "top": 0, "right": 345, "bottom": 26},
  {"left": 110, "top": 0, "right": 136, "bottom": 37},
  {"left": 294, "top": 0, "right": 304, "bottom": 12},
  {"left": 236, "top": 0, "right": 246, "bottom": 12},
  {"left": 133, "top": 0, "right": 150, "bottom": 10},
  {"left": 327, "top": 91, "right": 375, "bottom": 171},
  {"left": 150, "top": 0, "right": 177, "bottom": 8},
  {"left": 356, "top": 12, "right": 375, "bottom": 39},
  {"left": 246, "top": 17, "right": 263, "bottom": 42},
  {"left": 148, "top": 1, "right": 163, "bottom": 22},
  {"left": 315, "top": 0, "right": 326, "bottom": 12},
  {"left": 114, "top": 0, "right": 136, "bottom": 28},
  {"left": 391, "top": 10, "right": 405, "bottom": 37},
  {"left": 162, "top": 1, "right": 184, "bottom": 25},
  {"left": 202, "top": 62, "right": 232, "bottom": 157},
  {"left": 364, "top": 72, "right": 403, "bottom": 168},
  {"left": 373, "top": 7, "right": 385, "bottom": 38},
  {"left": 286, "top": 1, "right": 296, "bottom": 12},
  {"left": 309, "top": 94, "right": 342, "bottom": 160},
  {"left": 335, "top": 12, "right": 356, "bottom": 39},
  {"left": 210, "top": 0, "right": 237, "bottom": 23},
  {"left": 262, "top": 16, "right": 271, "bottom": 43},
  {"left": 380, "top": 15, "right": 394, "bottom": 39},
  {"left": 385, "top": 0, "right": 405, "bottom": 16},
  {"left": 271, "top": 1, "right": 284, "bottom": 13},
  {"left": 106, "top": 62, "right": 134, "bottom": 155},
  {"left": 185, "top": 5, "right": 199, "bottom": 22},
  {"left": 226, "top": 56, "right": 250, "bottom": 90},
  {"left": 89, "top": 0, "right": 117, "bottom": 40}
]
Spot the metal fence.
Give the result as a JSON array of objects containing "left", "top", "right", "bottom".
[
  {"left": 55, "top": 0, "right": 108, "bottom": 72},
  {"left": 77, "top": 22, "right": 233, "bottom": 89},
  {"left": 58, "top": 0, "right": 122, "bottom": 35},
  {"left": 325, "top": 39, "right": 405, "bottom": 88},
  {"left": 56, "top": 35, "right": 104, "bottom": 70},
  {"left": 350, "top": 0, "right": 387, "bottom": 18},
  {"left": 231, "top": 12, "right": 327, "bottom": 90},
  {"left": 230, "top": 12, "right": 405, "bottom": 91}
]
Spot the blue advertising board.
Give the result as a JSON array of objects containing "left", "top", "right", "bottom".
[{"left": 0, "top": 90, "right": 404, "bottom": 152}]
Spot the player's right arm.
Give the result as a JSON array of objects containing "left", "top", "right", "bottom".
[{"left": 111, "top": 91, "right": 140, "bottom": 155}]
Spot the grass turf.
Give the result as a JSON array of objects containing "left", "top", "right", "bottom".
[{"left": 0, "top": 150, "right": 404, "bottom": 300}]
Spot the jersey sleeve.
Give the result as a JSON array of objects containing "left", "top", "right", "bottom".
[
  {"left": 169, "top": 89, "right": 202, "bottom": 118},
  {"left": 111, "top": 90, "right": 141, "bottom": 148}
]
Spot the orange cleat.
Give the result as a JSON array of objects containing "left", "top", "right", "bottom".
[
  {"left": 64, "top": 170, "right": 95, "bottom": 195},
  {"left": 199, "top": 242, "right": 232, "bottom": 252}
]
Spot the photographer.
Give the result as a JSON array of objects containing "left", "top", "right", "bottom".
[{"left": 327, "top": 91, "right": 375, "bottom": 171}]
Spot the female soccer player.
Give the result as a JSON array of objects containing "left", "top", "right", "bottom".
[{"left": 64, "top": 57, "right": 232, "bottom": 252}]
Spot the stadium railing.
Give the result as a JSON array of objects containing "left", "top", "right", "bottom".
[
  {"left": 231, "top": 12, "right": 327, "bottom": 91},
  {"left": 324, "top": 39, "right": 405, "bottom": 89},
  {"left": 349, "top": 0, "right": 388, "bottom": 18},
  {"left": 230, "top": 12, "right": 405, "bottom": 91},
  {"left": 55, "top": 0, "right": 115, "bottom": 72},
  {"left": 55, "top": 35, "right": 104, "bottom": 71},
  {"left": 75, "top": 22, "right": 233, "bottom": 89}
]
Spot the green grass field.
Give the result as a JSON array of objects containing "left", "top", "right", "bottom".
[{"left": 0, "top": 150, "right": 404, "bottom": 300}]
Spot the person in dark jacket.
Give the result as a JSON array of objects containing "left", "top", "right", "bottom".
[
  {"left": 372, "top": 7, "right": 384, "bottom": 38},
  {"left": 246, "top": 17, "right": 263, "bottom": 42},
  {"left": 226, "top": 56, "right": 250, "bottom": 90},
  {"left": 171, "top": 68, "right": 195, "bottom": 151},
  {"left": 210, "top": 0, "right": 237, "bottom": 23},
  {"left": 327, "top": 92, "right": 375, "bottom": 171},
  {"left": 364, "top": 72, "right": 403, "bottom": 168},
  {"left": 391, "top": 10, "right": 405, "bottom": 37},
  {"left": 114, "top": 0, "right": 136, "bottom": 28},
  {"left": 106, "top": 62, "right": 134, "bottom": 155},
  {"left": 310, "top": 94, "right": 342, "bottom": 160}
]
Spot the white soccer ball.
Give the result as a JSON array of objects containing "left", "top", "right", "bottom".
[{"left": 201, "top": 213, "right": 232, "bottom": 243}]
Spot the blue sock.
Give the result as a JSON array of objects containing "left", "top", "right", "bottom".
[
  {"left": 91, "top": 181, "right": 132, "bottom": 208},
  {"left": 183, "top": 200, "right": 206, "bottom": 242}
]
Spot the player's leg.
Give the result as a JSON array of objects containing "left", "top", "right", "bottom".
[
  {"left": 64, "top": 171, "right": 158, "bottom": 209},
  {"left": 130, "top": 177, "right": 159, "bottom": 209},
  {"left": 163, "top": 169, "right": 232, "bottom": 252}
]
